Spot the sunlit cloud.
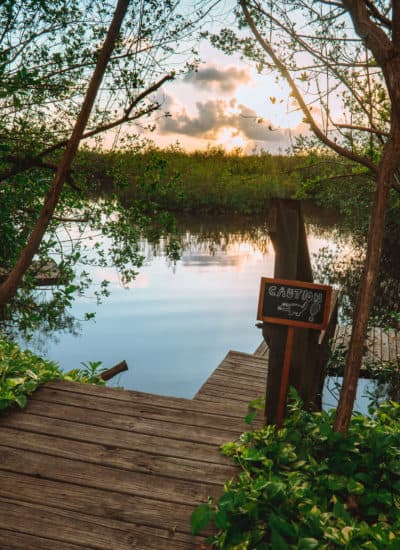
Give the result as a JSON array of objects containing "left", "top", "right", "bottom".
[
  {"left": 183, "top": 65, "right": 251, "bottom": 93},
  {"left": 158, "top": 96, "right": 306, "bottom": 149}
]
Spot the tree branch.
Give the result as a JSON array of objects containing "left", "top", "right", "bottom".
[
  {"left": 38, "top": 73, "right": 174, "bottom": 158},
  {"left": 253, "top": 2, "right": 383, "bottom": 137},
  {"left": 0, "top": 0, "right": 131, "bottom": 306},
  {"left": 342, "top": 1, "right": 392, "bottom": 66},
  {"left": 239, "top": 0, "right": 378, "bottom": 173},
  {"left": 0, "top": 73, "right": 174, "bottom": 184},
  {"left": 335, "top": 123, "right": 389, "bottom": 136},
  {"left": 363, "top": 0, "right": 391, "bottom": 29}
]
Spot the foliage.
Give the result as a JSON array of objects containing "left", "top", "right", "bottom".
[
  {"left": 192, "top": 390, "right": 400, "bottom": 548},
  {"left": 0, "top": 142, "right": 185, "bottom": 338},
  {"left": 78, "top": 145, "right": 301, "bottom": 215},
  {"left": 211, "top": 0, "right": 400, "bottom": 433},
  {"left": 0, "top": 334, "right": 106, "bottom": 410},
  {"left": 0, "top": 0, "right": 213, "bottom": 335}
]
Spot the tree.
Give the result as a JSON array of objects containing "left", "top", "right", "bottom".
[
  {"left": 211, "top": 0, "right": 400, "bottom": 432},
  {"left": 0, "top": 0, "right": 213, "bottom": 335}
]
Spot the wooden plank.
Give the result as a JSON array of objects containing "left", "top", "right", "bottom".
[
  {"left": 196, "top": 377, "right": 264, "bottom": 398},
  {"left": 216, "top": 358, "right": 267, "bottom": 374},
  {"left": 213, "top": 365, "right": 266, "bottom": 381},
  {"left": 396, "top": 329, "right": 400, "bottom": 360},
  {"left": 381, "top": 329, "right": 390, "bottom": 363},
  {"left": 22, "top": 398, "right": 239, "bottom": 446},
  {"left": 33, "top": 386, "right": 245, "bottom": 432},
  {"left": 213, "top": 368, "right": 266, "bottom": 382},
  {"left": 254, "top": 340, "right": 268, "bottom": 356},
  {"left": 0, "top": 412, "right": 229, "bottom": 465},
  {"left": 0, "top": 470, "right": 211, "bottom": 537},
  {"left": 220, "top": 360, "right": 268, "bottom": 375},
  {"left": 0, "top": 498, "right": 194, "bottom": 550},
  {"left": 195, "top": 351, "right": 267, "bottom": 401},
  {"left": 195, "top": 384, "right": 260, "bottom": 403},
  {"left": 0, "top": 445, "right": 223, "bottom": 506},
  {"left": 0, "top": 529, "right": 84, "bottom": 550},
  {"left": 194, "top": 394, "right": 255, "bottom": 407},
  {"left": 204, "top": 371, "right": 266, "bottom": 390},
  {"left": 44, "top": 379, "right": 247, "bottom": 418},
  {"left": 222, "top": 354, "right": 269, "bottom": 369},
  {"left": 225, "top": 350, "right": 269, "bottom": 365},
  {"left": 0, "top": 426, "right": 236, "bottom": 485}
]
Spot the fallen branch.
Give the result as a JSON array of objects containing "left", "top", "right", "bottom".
[{"left": 101, "top": 360, "right": 128, "bottom": 381}]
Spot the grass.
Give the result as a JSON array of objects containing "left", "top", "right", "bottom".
[{"left": 75, "top": 145, "right": 303, "bottom": 215}]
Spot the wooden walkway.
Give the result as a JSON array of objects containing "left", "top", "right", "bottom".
[
  {"left": 0, "top": 351, "right": 267, "bottom": 550},
  {"left": 1, "top": 327, "right": 398, "bottom": 548},
  {"left": 255, "top": 325, "right": 400, "bottom": 375}
]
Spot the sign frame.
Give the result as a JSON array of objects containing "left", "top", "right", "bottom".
[{"left": 257, "top": 277, "right": 332, "bottom": 331}]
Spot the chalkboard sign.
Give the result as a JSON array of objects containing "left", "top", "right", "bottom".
[{"left": 257, "top": 278, "right": 332, "bottom": 330}]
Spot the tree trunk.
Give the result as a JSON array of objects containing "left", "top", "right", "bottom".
[
  {"left": 263, "top": 199, "right": 324, "bottom": 423},
  {"left": 334, "top": 121, "right": 400, "bottom": 433},
  {"left": 0, "top": 0, "right": 130, "bottom": 307}
]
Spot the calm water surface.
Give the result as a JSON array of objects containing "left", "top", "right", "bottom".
[{"left": 30, "top": 211, "right": 374, "bottom": 410}]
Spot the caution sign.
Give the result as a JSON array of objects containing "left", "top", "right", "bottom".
[{"left": 257, "top": 277, "right": 332, "bottom": 330}]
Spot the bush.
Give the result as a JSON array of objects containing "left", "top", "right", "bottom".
[
  {"left": 0, "top": 335, "right": 105, "bottom": 410},
  {"left": 192, "top": 390, "right": 400, "bottom": 548}
]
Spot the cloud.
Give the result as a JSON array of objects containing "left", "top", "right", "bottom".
[
  {"left": 159, "top": 97, "right": 297, "bottom": 144},
  {"left": 160, "top": 98, "right": 227, "bottom": 138},
  {"left": 184, "top": 66, "right": 251, "bottom": 93}
]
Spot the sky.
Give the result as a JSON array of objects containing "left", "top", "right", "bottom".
[{"left": 142, "top": 41, "right": 310, "bottom": 154}]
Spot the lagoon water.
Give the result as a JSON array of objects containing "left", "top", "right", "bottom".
[{"left": 28, "top": 211, "right": 374, "bottom": 412}]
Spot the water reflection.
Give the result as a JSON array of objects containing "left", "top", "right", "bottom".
[{"left": 23, "top": 209, "right": 348, "bottom": 400}]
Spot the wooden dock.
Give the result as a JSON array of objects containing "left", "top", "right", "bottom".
[
  {"left": 0, "top": 327, "right": 398, "bottom": 548},
  {"left": 0, "top": 352, "right": 267, "bottom": 550},
  {"left": 255, "top": 325, "right": 400, "bottom": 375}
]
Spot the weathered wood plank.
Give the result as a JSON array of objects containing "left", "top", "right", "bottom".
[
  {"left": 195, "top": 383, "right": 260, "bottom": 403},
  {"left": 0, "top": 471, "right": 213, "bottom": 537},
  {"left": 0, "top": 529, "right": 84, "bottom": 550},
  {"left": 254, "top": 339, "right": 268, "bottom": 356},
  {"left": 0, "top": 411, "right": 229, "bottom": 465},
  {"left": 0, "top": 498, "right": 195, "bottom": 550},
  {"left": 194, "top": 394, "right": 255, "bottom": 408},
  {"left": 0, "top": 445, "right": 223, "bottom": 505},
  {"left": 195, "top": 351, "right": 267, "bottom": 403},
  {"left": 200, "top": 371, "right": 266, "bottom": 394},
  {"left": 257, "top": 326, "right": 400, "bottom": 376},
  {"left": 200, "top": 370, "right": 265, "bottom": 388},
  {"left": 22, "top": 398, "right": 239, "bottom": 446},
  {"left": 45, "top": 378, "right": 247, "bottom": 418},
  {"left": 214, "top": 364, "right": 267, "bottom": 380},
  {"left": 0, "top": 426, "right": 235, "bottom": 485},
  {"left": 33, "top": 386, "right": 245, "bottom": 432}
]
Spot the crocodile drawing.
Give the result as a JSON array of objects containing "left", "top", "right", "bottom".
[{"left": 277, "top": 301, "right": 308, "bottom": 317}]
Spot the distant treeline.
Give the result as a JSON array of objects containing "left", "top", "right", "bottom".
[{"left": 74, "top": 146, "right": 305, "bottom": 215}]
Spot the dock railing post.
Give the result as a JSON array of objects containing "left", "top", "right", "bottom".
[{"left": 262, "top": 199, "right": 329, "bottom": 424}]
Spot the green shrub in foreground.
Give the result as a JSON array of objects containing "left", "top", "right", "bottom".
[
  {"left": 192, "top": 390, "right": 400, "bottom": 548},
  {"left": 0, "top": 335, "right": 105, "bottom": 410}
]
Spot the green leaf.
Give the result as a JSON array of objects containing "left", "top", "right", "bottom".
[
  {"left": 298, "top": 538, "right": 319, "bottom": 549},
  {"left": 218, "top": 492, "right": 235, "bottom": 512},
  {"left": 269, "top": 512, "right": 296, "bottom": 538},
  {"left": 271, "top": 527, "right": 290, "bottom": 549},
  {"left": 244, "top": 411, "right": 257, "bottom": 425},
  {"left": 190, "top": 504, "right": 214, "bottom": 535},
  {"left": 347, "top": 478, "right": 365, "bottom": 495},
  {"left": 15, "top": 393, "right": 27, "bottom": 408},
  {"left": 214, "top": 510, "right": 230, "bottom": 530},
  {"left": 242, "top": 447, "right": 264, "bottom": 461}
]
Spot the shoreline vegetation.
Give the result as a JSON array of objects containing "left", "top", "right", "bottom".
[{"left": 76, "top": 146, "right": 306, "bottom": 215}]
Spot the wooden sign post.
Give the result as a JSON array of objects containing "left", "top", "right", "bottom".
[{"left": 257, "top": 277, "right": 332, "bottom": 428}]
